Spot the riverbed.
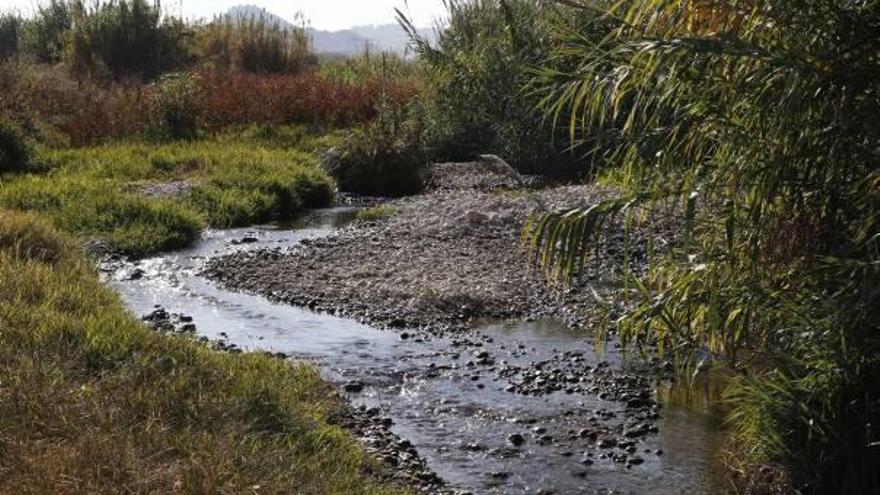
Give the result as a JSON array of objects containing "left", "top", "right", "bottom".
[{"left": 105, "top": 207, "right": 726, "bottom": 495}]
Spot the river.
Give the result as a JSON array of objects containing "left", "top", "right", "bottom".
[{"left": 106, "top": 207, "right": 726, "bottom": 495}]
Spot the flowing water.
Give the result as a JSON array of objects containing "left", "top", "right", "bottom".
[{"left": 107, "top": 208, "right": 726, "bottom": 495}]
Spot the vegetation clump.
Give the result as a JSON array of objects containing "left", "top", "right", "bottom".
[
  {"left": 152, "top": 71, "right": 202, "bottom": 140},
  {"left": 0, "top": 121, "right": 29, "bottom": 174},
  {"left": 198, "top": 11, "right": 316, "bottom": 74},
  {"left": 356, "top": 205, "right": 396, "bottom": 221},
  {"left": 322, "top": 104, "right": 426, "bottom": 197},
  {"left": 523, "top": 0, "right": 880, "bottom": 491},
  {"left": 66, "top": 0, "right": 191, "bottom": 80},
  {"left": 0, "top": 130, "right": 333, "bottom": 256},
  {"left": 0, "top": 214, "right": 407, "bottom": 494},
  {"left": 399, "top": 0, "right": 590, "bottom": 177},
  {"left": 0, "top": 210, "right": 70, "bottom": 264}
]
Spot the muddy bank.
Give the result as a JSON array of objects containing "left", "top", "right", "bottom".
[{"left": 204, "top": 162, "right": 679, "bottom": 334}]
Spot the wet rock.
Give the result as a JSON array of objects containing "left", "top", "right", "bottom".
[
  {"left": 597, "top": 438, "right": 618, "bottom": 449},
  {"left": 343, "top": 381, "right": 365, "bottom": 393},
  {"left": 232, "top": 236, "right": 259, "bottom": 245},
  {"left": 462, "top": 442, "right": 486, "bottom": 452},
  {"left": 507, "top": 433, "right": 526, "bottom": 447},
  {"left": 465, "top": 211, "right": 490, "bottom": 225},
  {"left": 624, "top": 425, "right": 649, "bottom": 438},
  {"left": 577, "top": 428, "right": 597, "bottom": 439}
]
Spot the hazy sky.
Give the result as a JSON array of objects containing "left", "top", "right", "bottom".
[{"left": 0, "top": 0, "right": 449, "bottom": 30}]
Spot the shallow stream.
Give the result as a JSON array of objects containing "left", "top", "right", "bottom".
[{"left": 108, "top": 208, "right": 725, "bottom": 495}]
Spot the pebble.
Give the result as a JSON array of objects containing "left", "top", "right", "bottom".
[
  {"left": 343, "top": 381, "right": 365, "bottom": 393},
  {"left": 507, "top": 433, "right": 526, "bottom": 447}
]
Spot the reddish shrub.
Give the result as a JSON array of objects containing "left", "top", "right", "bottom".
[
  {"left": 0, "top": 65, "right": 152, "bottom": 145},
  {"left": 0, "top": 64, "right": 421, "bottom": 146},
  {"left": 196, "top": 69, "right": 420, "bottom": 130}
]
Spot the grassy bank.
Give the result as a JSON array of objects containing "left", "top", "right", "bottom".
[
  {"left": 0, "top": 211, "right": 405, "bottom": 494},
  {"left": 0, "top": 126, "right": 336, "bottom": 256}
]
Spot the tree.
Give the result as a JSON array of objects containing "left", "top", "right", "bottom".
[{"left": 525, "top": 0, "right": 880, "bottom": 491}]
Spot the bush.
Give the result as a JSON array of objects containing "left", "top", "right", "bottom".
[
  {"left": 71, "top": 0, "right": 191, "bottom": 80},
  {"left": 197, "top": 12, "right": 315, "bottom": 74},
  {"left": 152, "top": 72, "right": 201, "bottom": 140},
  {"left": 196, "top": 69, "right": 419, "bottom": 130},
  {"left": 0, "top": 121, "right": 29, "bottom": 173},
  {"left": 20, "top": 0, "right": 70, "bottom": 64},
  {"left": 526, "top": 0, "right": 880, "bottom": 491},
  {"left": 400, "top": 0, "right": 595, "bottom": 176},
  {"left": 0, "top": 13, "right": 20, "bottom": 61},
  {"left": 0, "top": 62, "right": 154, "bottom": 146},
  {"left": 322, "top": 104, "right": 426, "bottom": 197},
  {"left": 0, "top": 60, "right": 419, "bottom": 147}
]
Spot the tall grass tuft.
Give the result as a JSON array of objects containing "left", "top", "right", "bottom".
[
  {"left": 398, "top": 0, "right": 598, "bottom": 176},
  {"left": 198, "top": 11, "right": 315, "bottom": 74},
  {"left": 67, "top": 0, "right": 191, "bottom": 80}
]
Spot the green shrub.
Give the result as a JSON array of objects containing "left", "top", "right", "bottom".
[
  {"left": 72, "top": 0, "right": 190, "bottom": 80},
  {"left": 322, "top": 103, "right": 426, "bottom": 197},
  {"left": 197, "top": 11, "right": 315, "bottom": 74},
  {"left": 0, "top": 121, "right": 29, "bottom": 174},
  {"left": 152, "top": 72, "right": 201, "bottom": 140},
  {"left": 20, "top": 0, "right": 71, "bottom": 64},
  {"left": 400, "top": 0, "right": 596, "bottom": 177},
  {"left": 526, "top": 0, "right": 880, "bottom": 491},
  {"left": 0, "top": 13, "right": 20, "bottom": 61}
]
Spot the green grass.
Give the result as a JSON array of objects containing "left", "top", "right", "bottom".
[
  {"left": 0, "top": 126, "right": 337, "bottom": 256},
  {"left": 0, "top": 211, "right": 406, "bottom": 494},
  {"left": 356, "top": 205, "right": 396, "bottom": 221}
]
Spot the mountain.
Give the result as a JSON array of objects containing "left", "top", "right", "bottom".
[
  {"left": 224, "top": 5, "right": 435, "bottom": 56},
  {"left": 310, "top": 29, "right": 372, "bottom": 56}
]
